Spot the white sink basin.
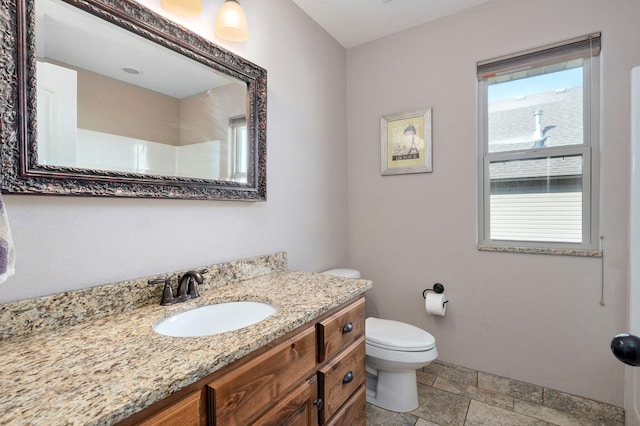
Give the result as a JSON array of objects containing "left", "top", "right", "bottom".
[{"left": 153, "top": 301, "right": 276, "bottom": 337}]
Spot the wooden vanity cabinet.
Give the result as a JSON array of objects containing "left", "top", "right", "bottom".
[{"left": 122, "top": 296, "right": 366, "bottom": 426}]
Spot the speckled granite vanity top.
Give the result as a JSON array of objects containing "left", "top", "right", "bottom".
[{"left": 0, "top": 256, "right": 371, "bottom": 425}]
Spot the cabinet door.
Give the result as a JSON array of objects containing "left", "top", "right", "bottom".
[
  {"left": 253, "top": 376, "right": 318, "bottom": 426},
  {"left": 317, "top": 336, "right": 366, "bottom": 423},
  {"left": 135, "top": 390, "right": 202, "bottom": 426},
  {"left": 207, "top": 326, "right": 316, "bottom": 425},
  {"left": 317, "top": 298, "right": 365, "bottom": 362}
]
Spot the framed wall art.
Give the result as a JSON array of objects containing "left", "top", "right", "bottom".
[{"left": 380, "top": 108, "right": 432, "bottom": 175}]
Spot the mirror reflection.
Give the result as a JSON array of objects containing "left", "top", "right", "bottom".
[{"left": 35, "top": 0, "right": 249, "bottom": 182}]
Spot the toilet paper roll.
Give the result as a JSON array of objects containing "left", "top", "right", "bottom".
[{"left": 425, "top": 292, "right": 447, "bottom": 316}]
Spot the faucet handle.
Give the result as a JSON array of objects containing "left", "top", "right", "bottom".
[
  {"left": 149, "top": 277, "right": 176, "bottom": 306},
  {"left": 187, "top": 270, "right": 206, "bottom": 284},
  {"left": 160, "top": 282, "right": 177, "bottom": 305}
]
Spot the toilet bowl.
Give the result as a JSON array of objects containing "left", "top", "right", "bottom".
[
  {"left": 321, "top": 268, "right": 438, "bottom": 412},
  {"left": 365, "top": 317, "right": 437, "bottom": 412}
]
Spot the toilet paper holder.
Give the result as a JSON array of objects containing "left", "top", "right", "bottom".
[{"left": 422, "top": 283, "right": 446, "bottom": 299}]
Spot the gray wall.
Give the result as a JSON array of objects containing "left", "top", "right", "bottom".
[
  {"left": 347, "top": 0, "right": 640, "bottom": 406},
  {"left": 0, "top": 0, "right": 348, "bottom": 303}
]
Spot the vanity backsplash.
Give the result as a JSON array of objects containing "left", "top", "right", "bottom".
[{"left": 0, "top": 252, "right": 287, "bottom": 341}]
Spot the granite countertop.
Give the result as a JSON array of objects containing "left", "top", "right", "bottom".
[{"left": 0, "top": 270, "right": 371, "bottom": 425}]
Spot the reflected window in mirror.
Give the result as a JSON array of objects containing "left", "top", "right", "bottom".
[{"left": 230, "top": 116, "right": 247, "bottom": 182}]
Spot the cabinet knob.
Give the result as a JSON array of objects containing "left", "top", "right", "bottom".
[
  {"left": 313, "top": 398, "right": 324, "bottom": 410},
  {"left": 342, "top": 371, "right": 354, "bottom": 384},
  {"left": 342, "top": 322, "right": 353, "bottom": 334}
]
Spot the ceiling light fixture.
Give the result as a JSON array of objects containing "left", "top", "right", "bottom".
[
  {"left": 215, "top": 0, "right": 249, "bottom": 42},
  {"left": 160, "top": 0, "right": 203, "bottom": 17}
]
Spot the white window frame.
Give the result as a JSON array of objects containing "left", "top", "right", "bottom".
[
  {"left": 229, "top": 115, "right": 247, "bottom": 181},
  {"left": 477, "top": 33, "right": 601, "bottom": 254}
]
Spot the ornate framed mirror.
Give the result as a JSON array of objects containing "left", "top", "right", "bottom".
[{"left": 0, "top": 0, "right": 267, "bottom": 200}]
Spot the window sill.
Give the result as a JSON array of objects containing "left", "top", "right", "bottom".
[{"left": 477, "top": 244, "right": 602, "bottom": 258}]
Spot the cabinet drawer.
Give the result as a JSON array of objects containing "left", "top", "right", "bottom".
[
  {"left": 325, "top": 385, "right": 365, "bottom": 426},
  {"left": 317, "top": 336, "right": 365, "bottom": 423},
  {"left": 207, "top": 326, "right": 316, "bottom": 426},
  {"left": 136, "top": 390, "right": 202, "bottom": 426},
  {"left": 317, "top": 297, "right": 365, "bottom": 362}
]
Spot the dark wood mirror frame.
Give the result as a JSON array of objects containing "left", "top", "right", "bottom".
[{"left": 0, "top": 0, "right": 267, "bottom": 201}]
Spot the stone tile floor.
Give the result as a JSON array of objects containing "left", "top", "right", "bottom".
[{"left": 366, "top": 361, "right": 624, "bottom": 426}]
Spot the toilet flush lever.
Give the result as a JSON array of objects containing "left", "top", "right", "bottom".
[{"left": 342, "top": 322, "right": 353, "bottom": 334}]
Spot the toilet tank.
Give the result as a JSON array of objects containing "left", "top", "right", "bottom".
[{"left": 322, "top": 268, "right": 361, "bottom": 279}]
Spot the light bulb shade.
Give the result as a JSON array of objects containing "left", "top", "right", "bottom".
[
  {"left": 160, "top": 0, "right": 202, "bottom": 16},
  {"left": 215, "top": 0, "right": 249, "bottom": 42}
]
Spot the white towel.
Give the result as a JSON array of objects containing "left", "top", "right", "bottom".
[{"left": 0, "top": 193, "right": 15, "bottom": 283}]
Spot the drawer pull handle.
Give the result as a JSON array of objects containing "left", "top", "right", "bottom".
[
  {"left": 342, "top": 371, "right": 354, "bottom": 384},
  {"left": 342, "top": 322, "right": 353, "bottom": 334},
  {"left": 313, "top": 398, "right": 324, "bottom": 410}
]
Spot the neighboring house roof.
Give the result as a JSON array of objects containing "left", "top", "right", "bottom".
[{"left": 488, "top": 86, "right": 583, "bottom": 180}]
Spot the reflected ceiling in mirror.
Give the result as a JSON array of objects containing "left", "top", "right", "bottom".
[{"left": 0, "top": 0, "right": 267, "bottom": 200}]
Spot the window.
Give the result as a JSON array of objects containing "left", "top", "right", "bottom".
[
  {"left": 229, "top": 116, "right": 247, "bottom": 182},
  {"left": 477, "top": 33, "right": 601, "bottom": 253}
]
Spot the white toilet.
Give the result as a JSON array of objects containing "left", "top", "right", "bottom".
[{"left": 322, "top": 268, "right": 438, "bottom": 412}]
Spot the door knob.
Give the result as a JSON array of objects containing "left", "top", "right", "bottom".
[{"left": 611, "top": 333, "right": 640, "bottom": 366}]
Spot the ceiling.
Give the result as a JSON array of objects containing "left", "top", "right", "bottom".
[
  {"left": 37, "top": 0, "right": 234, "bottom": 99},
  {"left": 292, "top": 0, "right": 493, "bottom": 49}
]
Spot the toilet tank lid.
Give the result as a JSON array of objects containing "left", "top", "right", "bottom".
[
  {"left": 366, "top": 317, "right": 435, "bottom": 351},
  {"left": 321, "top": 268, "right": 361, "bottom": 279}
]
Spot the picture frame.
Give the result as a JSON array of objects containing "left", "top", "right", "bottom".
[{"left": 380, "top": 108, "right": 432, "bottom": 175}]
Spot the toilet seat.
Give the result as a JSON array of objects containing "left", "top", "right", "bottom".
[{"left": 366, "top": 317, "right": 435, "bottom": 352}]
